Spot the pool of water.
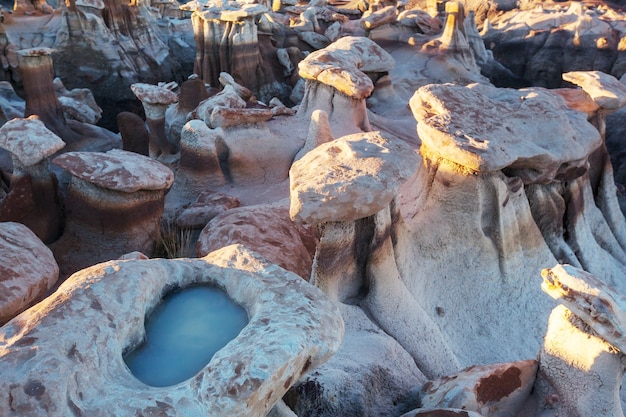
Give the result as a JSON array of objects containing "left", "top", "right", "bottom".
[{"left": 124, "top": 285, "right": 249, "bottom": 387}]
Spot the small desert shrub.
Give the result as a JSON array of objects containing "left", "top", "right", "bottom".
[{"left": 153, "top": 220, "right": 196, "bottom": 259}]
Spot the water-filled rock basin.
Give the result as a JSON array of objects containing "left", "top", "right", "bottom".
[
  {"left": 125, "top": 285, "right": 248, "bottom": 387},
  {"left": 0, "top": 245, "right": 344, "bottom": 416}
]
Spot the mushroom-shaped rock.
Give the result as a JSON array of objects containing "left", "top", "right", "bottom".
[
  {"left": 0, "top": 116, "right": 65, "bottom": 242},
  {"left": 50, "top": 149, "right": 174, "bottom": 278},
  {"left": 0, "top": 115, "right": 65, "bottom": 174},
  {"left": 131, "top": 83, "right": 179, "bottom": 157},
  {"left": 0, "top": 222, "right": 59, "bottom": 326},
  {"left": 438, "top": 2, "right": 478, "bottom": 73},
  {"left": 298, "top": 36, "right": 395, "bottom": 100},
  {"left": 562, "top": 71, "right": 626, "bottom": 111},
  {"left": 53, "top": 148, "right": 174, "bottom": 193},
  {"left": 410, "top": 83, "right": 601, "bottom": 184},
  {"left": 0, "top": 244, "right": 344, "bottom": 417},
  {"left": 197, "top": 204, "right": 317, "bottom": 279},
  {"left": 418, "top": 360, "right": 537, "bottom": 417},
  {"left": 534, "top": 265, "right": 626, "bottom": 417},
  {"left": 166, "top": 120, "right": 229, "bottom": 208},
  {"left": 289, "top": 130, "right": 419, "bottom": 224}
]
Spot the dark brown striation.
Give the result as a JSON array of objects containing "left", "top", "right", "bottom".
[
  {"left": 117, "top": 111, "right": 149, "bottom": 156},
  {"left": 18, "top": 49, "right": 81, "bottom": 144},
  {"left": 191, "top": 4, "right": 286, "bottom": 103}
]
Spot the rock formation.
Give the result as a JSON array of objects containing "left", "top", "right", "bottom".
[
  {"left": 0, "top": 116, "right": 65, "bottom": 243},
  {"left": 197, "top": 204, "right": 317, "bottom": 279},
  {"left": 411, "top": 360, "right": 538, "bottom": 416},
  {"left": 50, "top": 149, "right": 174, "bottom": 278},
  {"left": 0, "top": 244, "right": 343, "bottom": 417},
  {"left": 2, "top": 2, "right": 626, "bottom": 417},
  {"left": 190, "top": 0, "right": 287, "bottom": 103},
  {"left": 131, "top": 82, "right": 179, "bottom": 157},
  {"left": 0, "top": 222, "right": 58, "bottom": 326},
  {"left": 298, "top": 36, "right": 394, "bottom": 137},
  {"left": 533, "top": 264, "right": 626, "bottom": 417},
  {"left": 482, "top": 2, "right": 626, "bottom": 88}
]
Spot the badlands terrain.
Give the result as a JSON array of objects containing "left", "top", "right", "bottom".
[{"left": 2, "top": 0, "right": 626, "bottom": 415}]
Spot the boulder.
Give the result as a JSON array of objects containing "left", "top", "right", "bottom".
[
  {"left": 0, "top": 222, "right": 58, "bottom": 326},
  {"left": 50, "top": 149, "right": 174, "bottom": 277},
  {"left": 290, "top": 130, "right": 418, "bottom": 223},
  {"left": 0, "top": 244, "right": 344, "bottom": 417},
  {"left": 418, "top": 360, "right": 537, "bottom": 416},
  {"left": 197, "top": 204, "right": 316, "bottom": 279},
  {"left": 176, "top": 191, "right": 240, "bottom": 229}
]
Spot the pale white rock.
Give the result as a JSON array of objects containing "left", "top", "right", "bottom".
[
  {"left": 219, "top": 72, "right": 254, "bottom": 101},
  {"left": 193, "top": 85, "right": 247, "bottom": 126},
  {"left": 563, "top": 70, "right": 626, "bottom": 110},
  {"left": 53, "top": 149, "right": 174, "bottom": 192},
  {"left": 289, "top": 131, "right": 419, "bottom": 223},
  {"left": 287, "top": 304, "right": 426, "bottom": 417},
  {"left": 0, "top": 244, "right": 344, "bottom": 417},
  {"left": 419, "top": 360, "right": 537, "bottom": 417},
  {"left": 293, "top": 109, "right": 334, "bottom": 162},
  {"left": 529, "top": 290, "right": 624, "bottom": 417},
  {"left": 0, "top": 115, "right": 65, "bottom": 167},
  {"left": 130, "top": 82, "right": 178, "bottom": 120},
  {"left": 54, "top": 78, "right": 102, "bottom": 125},
  {"left": 298, "top": 31, "right": 331, "bottom": 49},
  {"left": 411, "top": 83, "right": 601, "bottom": 183},
  {"left": 0, "top": 222, "right": 58, "bottom": 326},
  {"left": 210, "top": 106, "right": 274, "bottom": 129},
  {"left": 298, "top": 36, "right": 395, "bottom": 99},
  {"left": 361, "top": 5, "right": 396, "bottom": 30}
]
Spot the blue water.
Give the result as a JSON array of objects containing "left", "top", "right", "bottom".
[{"left": 124, "top": 285, "right": 249, "bottom": 387}]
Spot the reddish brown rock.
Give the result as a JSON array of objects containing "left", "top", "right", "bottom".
[
  {"left": 0, "top": 221, "right": 58, "bottom": 325},
  {"left": 117, "top": 111, "right": 150, "bottom": 156},
  {"left": 176, "top": 191, "right": 240, "bottom": 229},
  {"left": 18, "top": 48, "right": 81, "bottom": 144},
  {"left": 197, "top": 204, "right": 317, "bottom": 279},
  {"left": 51, "top": 149, "right": 174, "bottom": 278}
]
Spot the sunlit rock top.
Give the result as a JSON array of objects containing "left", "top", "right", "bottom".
[
  {"left": 185, "top": 0, "right": 267, "bottom": 20},
  {"left": 290, "top": 131, "right": 419, "bottom": 224},
  {"left": 0, "top": 115, "right": 65, "bottom": 166},
  {"left": 411, "top": 83, "right": 601, "bottom": 183},
  {"left": 298, "top": 36, "right": 395, "bottom": 99},
  {"left": 562, "top": 71, "right": 626, "bottom": 110},
  {"left": 53, "top": 149, "right": 174, "bottom": 192}
]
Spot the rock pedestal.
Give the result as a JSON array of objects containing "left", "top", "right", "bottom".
[
  {"left": 18, "top": 48, "right": 80, "bottom": 144},
  {"left": 191, "top": 2, "right": 277, "bottom": 101},
  {"left": 297, "top": 36, "right": 394, "bottom": 137},
  {"left": 0, "top": 116, "right": 65, "bottom": 243},
  {"left": 50, "top": 149, "right": 174, "bottom": 278}
]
